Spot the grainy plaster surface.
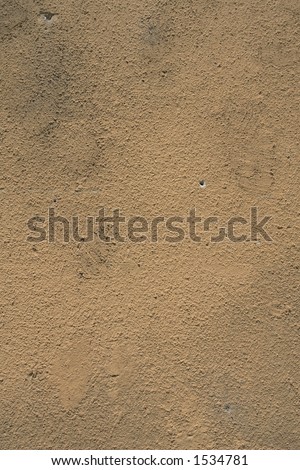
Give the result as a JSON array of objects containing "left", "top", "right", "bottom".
[{"left": 0, "top": 0, "right": 299, "bottom": 450}]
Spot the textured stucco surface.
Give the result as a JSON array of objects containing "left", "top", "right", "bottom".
[{"left": 0, "top": 0, "right": 299, "bottom": 450}]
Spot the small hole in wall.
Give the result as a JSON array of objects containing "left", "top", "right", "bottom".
[
  {"left": 40, "top": 11, "right": 56, "bottom": 21},
  {"left": 224, "top": 403, "right": 232, "bottom": 413},
  {"left": 199, "top": 179, "right": 206, "bottom": 188}
]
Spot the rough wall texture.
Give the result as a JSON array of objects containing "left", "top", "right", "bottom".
[{"left": 0, "top": 0, "right": 299, "bottom": 450}]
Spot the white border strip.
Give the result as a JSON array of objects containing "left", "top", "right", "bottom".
[{"left": 0, "top": 450, "right": 299, "bottom": 470}]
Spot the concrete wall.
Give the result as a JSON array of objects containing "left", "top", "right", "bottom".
[{"left": 0, "top": 0, "right": 299, "bottom": 449}]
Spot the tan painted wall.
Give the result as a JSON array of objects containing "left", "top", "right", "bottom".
[{"left": 0, "top": 0, "right": 299, "bottom": 449}]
